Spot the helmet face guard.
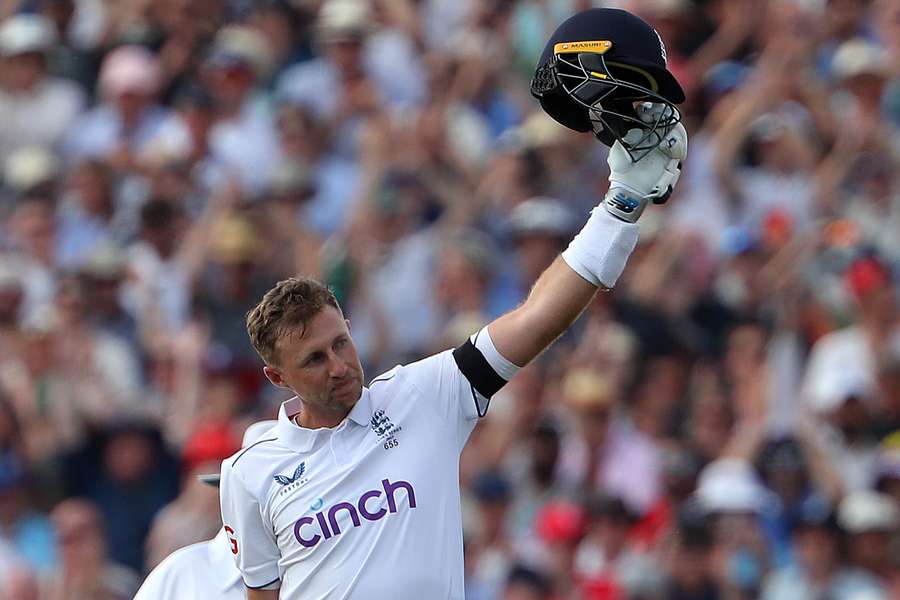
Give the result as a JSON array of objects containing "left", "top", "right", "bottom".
[{"left": 532, "top": 41, "right": 682, "bottom": 162}]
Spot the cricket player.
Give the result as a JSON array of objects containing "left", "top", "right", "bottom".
[
  {"left": 134, "top": 421, "right": 277, "bottom": 600},
  {"left": 220, "top": 8, "right": 687, "bottom": 599}
]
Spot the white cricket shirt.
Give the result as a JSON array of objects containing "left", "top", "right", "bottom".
[
  {"left": 220, "top": 350, "right": 487, "bottom": 599},
  {"left": 133, "top": 529, "right": 243, "bottom": 600}
]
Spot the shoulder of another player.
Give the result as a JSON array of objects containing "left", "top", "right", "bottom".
[
  {"left": 136, "top": 542, "right": 215, "bottom": 599},
  {"left": 134, "top": 548, "right": 188, "bottom": 598},
  {"left": 154, "top": 539, "right": 210, "bottom": 574}
]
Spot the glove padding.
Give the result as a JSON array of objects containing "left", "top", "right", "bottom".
[{"left": 603, "top": 104, "right": 688, "bottom": 223}]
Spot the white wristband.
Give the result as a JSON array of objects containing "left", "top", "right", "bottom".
[{"left": 561, "top": 207, "right": 640, "bottom": 288}]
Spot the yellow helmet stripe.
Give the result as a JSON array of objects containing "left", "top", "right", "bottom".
[
  {"left": 603, "top": 61, "right": 659, "bottom": 93},
  {"left": 554, "top": 40, "right": 613, "bottom": 55}
]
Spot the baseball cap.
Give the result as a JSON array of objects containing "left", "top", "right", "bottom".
[
  {"left": 316, "top": 0, "right": 372, "bottom": 42},
  {"left": 505, "top": 564, "right": 551, "bottom": 596},
  {"left": 99, "top": 45, "right": 161, "bottom": 96},
  {"left": 805, "top": 367, "right": 872, "bottom": 414},
  {"left": 587, "top": 493, "right": 634, "bottom": 522},
  {"left": 696, "top": 458, "right": 771, "bottom": 514},
  {"left": 209, "top": 216, "right": 261, "bottom": 264},
  {"left": 497, "top": 111, "right": 570, "bottom": 153},
  {"left": 182, "top": 423, "right": 241, "bottom": 474},
  {"left": 79, "top": 244, "right": 126, "bottom": 280},
  {"left": 790, "top": 496, "right": 838, "bottom": 533},
  {"left": 206, "top": 25, "right": 274, "bottom": 78},
  {"left": 702, "top": 61, "right": 750, "bottom": 96},
  {"left": 536, "top": 501, "right": 587, "bottom": 544},
  {"left": 471, "top": 471, "right": 512, "bottom": 504},
  {"left": 443, "top": 228, "right": 496, "bottom": 278},
  {"left": 837, "top": 491, "right": 899, "bottom": 533},
  {"left": 508, "top": 198, "right": 576, "bottom": 239},
  {"left": 561, "top": 368, "right": 614, "bottom": 411},
  {"left": 268, "top": 161, "right": 315, "bottom": 198},
  {"left": 844, "top": 255, "right": 891, "bottom": 300},
  {"left": 3, "top": 146, "right": 60, "bottom": 193},
  {"left": 832, "top": 38, "right": 889, "bottom": 81},
  {"left": 0, "top": 14, "right": 56, "bottom": 58},
  {"left": 759, "top": 437, "right": 805, "bottom": 474}
]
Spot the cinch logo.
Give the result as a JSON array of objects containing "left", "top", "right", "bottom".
[{"left": 293, "top": 479, "right": 417, "bottom": 548}]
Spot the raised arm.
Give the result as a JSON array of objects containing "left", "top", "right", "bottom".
[
  {"left": 488, "top": 112, "right": 687, "bottom": 368},
  {"left": 489, "top": 256, "right": 598, "bottom": 366}
]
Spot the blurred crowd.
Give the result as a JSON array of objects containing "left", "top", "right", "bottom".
[{"left": 0, "top": 0, "right": 899, "bottom": 598}]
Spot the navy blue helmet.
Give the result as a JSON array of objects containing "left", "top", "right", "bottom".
[{"left": 531, "top": 8, "right": 685, "bottom": 160}]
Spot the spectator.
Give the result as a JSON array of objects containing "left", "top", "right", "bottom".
[
  {"left": 466, "top": 470, "right": 515, "bottom": 600},
  {"left": 0, "top": 14, "right": 84, "bottom": 162},
  {"left": 0, "top": 561, "right": 39, "bottom": 600},
  {"left": 277, "top": 0, "right": 424, "bottom": 129},
  {"left": 501, "top": 564, "right": 551, "bottom": 600},
  {"left": 0, "top": 452, "right": 55, "bottom": 575},
  {"left": 574, "top": 493, "right": 662, "bottom": 600},
  {"left": 663, "top": 515, "right": 723, "bottom": 600},
  {"left": 55, "top": 160, "right": 121, "bottom": 269},
  {"left": 68, "top": 423, "right": 179, "bottom": 572},
  {"left": 557, "top": 367, "right": 662, "bottom": 514},
  {"left": 0, "top": 1, "right": 897, "bottom": 595},
  {"left": 837, "top": 490, "right": 899, "bottom": 595},
  {"left": 143, "top": 421, "right": 239, "bottom": 570},
  {"left": 3, "top": 197, "right": 58, "bottom": 322},
  {"left": 42, "top": 498, "right": 138, "bottom": 600},
  {"left": 695, "top": 458, "right": 771, "bottom": 599},
  {"left": 507, "top": 197, "right": 576, "bottom": 291},
  {"left": 201, "top": 25, "right": 280, "bottom": 193},
  {"left": 530, "top": 501, "right": 586, "bottom": 599},
  {"left": 762, "top": 503, "right": 880, "bottom": 600},
  {"left": 62, "top": 45, "right": 172, "bottom": 164},
  {"left": 505, "top": 419, "right": 569, "bottom": 541}
]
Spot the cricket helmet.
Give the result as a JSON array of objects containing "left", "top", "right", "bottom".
[{"left": 531, "top": 8, "right": 685, "bottom": 160}]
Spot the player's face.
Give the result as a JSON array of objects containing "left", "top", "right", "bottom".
[{"left": 265, "top": 306, "right": 364, "bottom": 425}]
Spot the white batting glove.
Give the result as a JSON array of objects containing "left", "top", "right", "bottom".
[{"left": 603, "top": 103, "right": 688, "bottom": 223}]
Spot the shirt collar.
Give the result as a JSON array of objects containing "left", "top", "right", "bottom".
[
  {"left": 274, "top": 389, "right": 373, "bottom": 453},
  {"left": 208, "top": 529, "right": 243, "bottom": 591},
  {"left": 347, "top": 387, "right": 373, "bottom": 426}
]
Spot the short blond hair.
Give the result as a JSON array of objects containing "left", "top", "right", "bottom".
[{"left": 246, "top": 277, "right": 341, "bottom": 366}]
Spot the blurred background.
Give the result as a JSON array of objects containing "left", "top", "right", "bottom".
[{"left": 0, "top": 0, "right": 898, "bottom": 598}]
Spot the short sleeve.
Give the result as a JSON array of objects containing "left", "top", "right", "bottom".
[
  {"left": 397, "top": 350, "right": 486, "bottom": 447},
  {"left": 219, "top": 459, "right": 281, "bottom": 590}
]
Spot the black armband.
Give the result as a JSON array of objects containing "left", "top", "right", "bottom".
[{"left": 453, "top": 339, "right": 507, "bottom": 400}]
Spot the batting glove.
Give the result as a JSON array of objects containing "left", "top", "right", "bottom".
[{"left": 603, "top": 103, "right": 688, "bottom": 223}]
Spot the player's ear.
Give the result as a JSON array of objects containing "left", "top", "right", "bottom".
[{"left": 263, "top": 365, "right": 288, "bottom": 388}]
